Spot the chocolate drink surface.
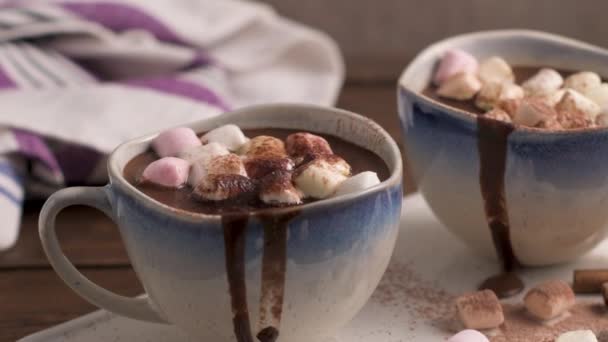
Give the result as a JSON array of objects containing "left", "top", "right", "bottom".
[{"left": 124, "top": 128, "right": 390, "bottom": 215}]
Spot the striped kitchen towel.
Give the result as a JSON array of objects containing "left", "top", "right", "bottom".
[{"left": 0, "top": 0, "right": 344, "bottom": 250}]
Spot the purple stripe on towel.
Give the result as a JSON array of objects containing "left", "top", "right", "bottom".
[
  {"left": 12, "top": 129, "right": 61, "bottom": 174},
  {"left": 0, "top": 65, "right": 16, "bottom": 89},
  {"left": 124, "top": 77, "right": 229, "bottom": 111},
  {"left": 55, "top": 144, "right": 102, "bottom": 184},
  {"left": 60, "top": 2, "right": 186, "bottom": 45}
]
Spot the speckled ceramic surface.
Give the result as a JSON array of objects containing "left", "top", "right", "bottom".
[{"left": 24, "top": 194, "right": 608, "bottom": 341}]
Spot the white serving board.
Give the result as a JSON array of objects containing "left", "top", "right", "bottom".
[{"left": 20, "top": 194, "right": 608, "bottom": 341}]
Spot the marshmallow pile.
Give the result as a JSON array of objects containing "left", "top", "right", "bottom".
[
  {"left": 433, "top": 49, "right": 608, "bottom": 130},
  {"left": 140, "top": 125, "right": 381, "bottom": 206}
]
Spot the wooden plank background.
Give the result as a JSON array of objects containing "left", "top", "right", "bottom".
[{"left": 262, "top": 0, "right": 608, "bottom": 82}]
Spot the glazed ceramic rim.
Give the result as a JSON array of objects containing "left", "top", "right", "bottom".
[
  {"left": 398, "top": 29, "right": 608, "bottom": 135},
  {"left": 107, "top": 103, "right": 403, "bottom": 222}
]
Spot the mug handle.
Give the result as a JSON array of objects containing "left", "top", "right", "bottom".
[{"left": 39, "top": 186, "right": 167, "bottom": 323}]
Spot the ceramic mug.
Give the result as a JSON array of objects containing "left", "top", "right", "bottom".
[
  {"left": 39, "top": 104, "right": 403, "bottom": 341},
  {"left": 398, "top": 30, "right": 608, "bottom": 266}
]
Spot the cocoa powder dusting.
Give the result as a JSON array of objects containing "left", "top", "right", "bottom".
[{"left": 372, "top": 261, "right": 458, "bottom": 332}]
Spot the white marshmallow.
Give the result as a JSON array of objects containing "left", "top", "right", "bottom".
[
  {"left": 190, "top": 154, "right": 253, "bottom": 201},
  {"left": 513, "top": 99, "right": 556, "bottom": 127},
  {"left": 484, "top": 108, "right": 512, "bottom": 123},
  {"left": 478, "top": 57, "right": 514, "bottom": 84},
  {"left": 564, "top": 71, "right": 601, "bottom": 94},
  {"left": 194, "top": 174, "right": 255, "bottom": 202},
  {"left": 597, "top": 113, "right": 608, "bottom": 127},
  {"left": 433, "top": 49, "right": 479, "bottom": 85},
  {"left": 178, "top": 142, "right": 229, "bottom": 164},
  {"left": 540, "top": 88, "right": 566, "bottom": 107},
  {"left": 241, "top": 135, "right": 287, "bottom": 158},
  {"left": 447, "top": 330, "right": 489, "bottom": 342},
  {"left": 556, "top": 89, "right": 601, "bottom": 121},
  {"left": 200, "top": 124, "right": 249, "bottom": 152},
  {"left": 188, "top": 153, "right": 246, "bottom": 186},
  {"left": 333, "top": 171, "right": 380, "bottom": 197},
  {"left": 259, "top": 171, "right": 302, "bottom": 205},
  {"left": 555, "top": 330, "right": 597, "bottom": 342},
  {"left": 142, "top": 157, "right": 190, "bottom": 188},
  {"left": 475, "top": 82, "right": 523, "bottom": 110},
  {"left": 584, "top": 83, "right": 608, "bottom": 109},
  {"left": 437, "top": 72, "right": 482, "bottom": 100},
  {"left": 522, "top": 68, "right": 563, "bottom": 96},
  {"left": 294, "top": 156, "right": 351, "bottom": 199},
  {"left": 260, "top": 186, "right": 302, "bottom": 205},
  {"left": 152, "top": 127, "right": 201, "bottom": 157}
]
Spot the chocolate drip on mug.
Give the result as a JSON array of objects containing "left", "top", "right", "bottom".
[
  {"left": 256, "top": 212, "right": 299, "bottom": 342},
  {"left": 223, "top": 213, "right": 255, "bottom": 342},
  {"left": 476, "top": 116, "right": 524, "bottom": 298}
]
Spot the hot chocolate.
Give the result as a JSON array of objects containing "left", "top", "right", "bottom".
[
  {"left": 424, "top": 50, "right": 608, "bottom": 299},
  {"left": 122, "top": 124, "right": 390, "bottom": 342},
  {"left": 124, "top": 128, "right": 389, "bottom": 215}
]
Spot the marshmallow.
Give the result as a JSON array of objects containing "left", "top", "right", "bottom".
[
  {"left": 597, "top": 114, "right": 608, "bottom": 127},
  {"left": 433, "top": 49, "right": 479, "bottom": 85},
  {"left": 334, "top": 171, "right": 380, "bottom": 197},
  {"left": 152, "top": 127, "right": 201, "bottom": 157},
  {"left": 178, "top": 142, "right": 229, "bottom": 164},
  {"left": 447, "top": 330, "right": 489, "bottom": 342},
  {"left": 556, "top": 89, "right": 601, "bottom": 122},
  {"left": 564, "top": 71, "right": 601, "bottom": 94},
  {"left": 141, "top": 157, "right": 190, "bottom": 188},
  {"left": 244, "top": 156, "right": 294, "bottom": 180},
  {"left": 437, "top": 72, "right": 482, "bottom": 100},
  {"left": 242, "top": 135, "right": 287, "bottom": 159},
  {"left": 200, "top": 124, "right": 249, "bottom": 152},
  {"left": 584, "top": 83, "right": 608, "bottom": 109},
  {"left": 190, "top": 153, "right": 252, "bottom": 201},
  {"left": 524, "top": 280, "right": 575, "bottom": 320},
  {"left": 557, "top": 109, "right": 594, "bottom": 129},
  {"left": 475, "top": 82, "right": 524, "bottom": 111},
  {"left": 285, "top": 132, "right": 333, "bottom": 161},
  {"left": 259, "top": 170, "right": 302, "bottom": 205},
  {"left": 455, "top": 290, "right": 504, "bottom": 330},
  {"left": 294, "top": 155, "right": 351, "bottom": 199},
  {"left": 193, "top": 174, "right": 256, "bottom": 202},
  {"left": 539, "top": 89, "right": 567, "bottom": 108},
  {"left": 189, "top": 153, "right": 247, "bottom": 187},
  {"left": 536, "top": 116, "right": 563, "bottom": 130},
  {"left": 478, "top": 57, "right": 514, "bottom": 85},
  {"left": 497, "top": 98, "right": 521, "bottom": 118},
  {"left": 483, "top": 108, "right": 512, "bottom": 123},
  {"left": 556, "top": 330, "right": 598, "bottom": 342},
  {"left": 573, "top": 269, "right": 608, "bottom": 294},
  {"left": 513, "top": 98, "right": 557, "bottom": 127},
  {"left": 522, "top": 68, "right": 564, "bottom": 96}
]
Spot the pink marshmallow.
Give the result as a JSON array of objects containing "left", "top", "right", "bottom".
[
  {"left": 433, "top": 49, "right": 479, "bottom": 86},
  {"left": 447, "top": 329, "right": 489, "bottom": 342},
  {"left": 142, "top": 157, "right": 190, "bottom": 188},
  {"left": 152, "top": 127, "right": 201, "bottom": 157}
]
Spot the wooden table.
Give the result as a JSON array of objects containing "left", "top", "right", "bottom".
[{"left": 0, "top": 83, "right": 412, "bottom": 341}]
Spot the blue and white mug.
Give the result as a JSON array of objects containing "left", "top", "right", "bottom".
[
  {"left": 399, "top": 30, "right": 608, "bottom": 266},
  {"left": 39, "top": 104, "right": 403, "bottom": 341}
]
